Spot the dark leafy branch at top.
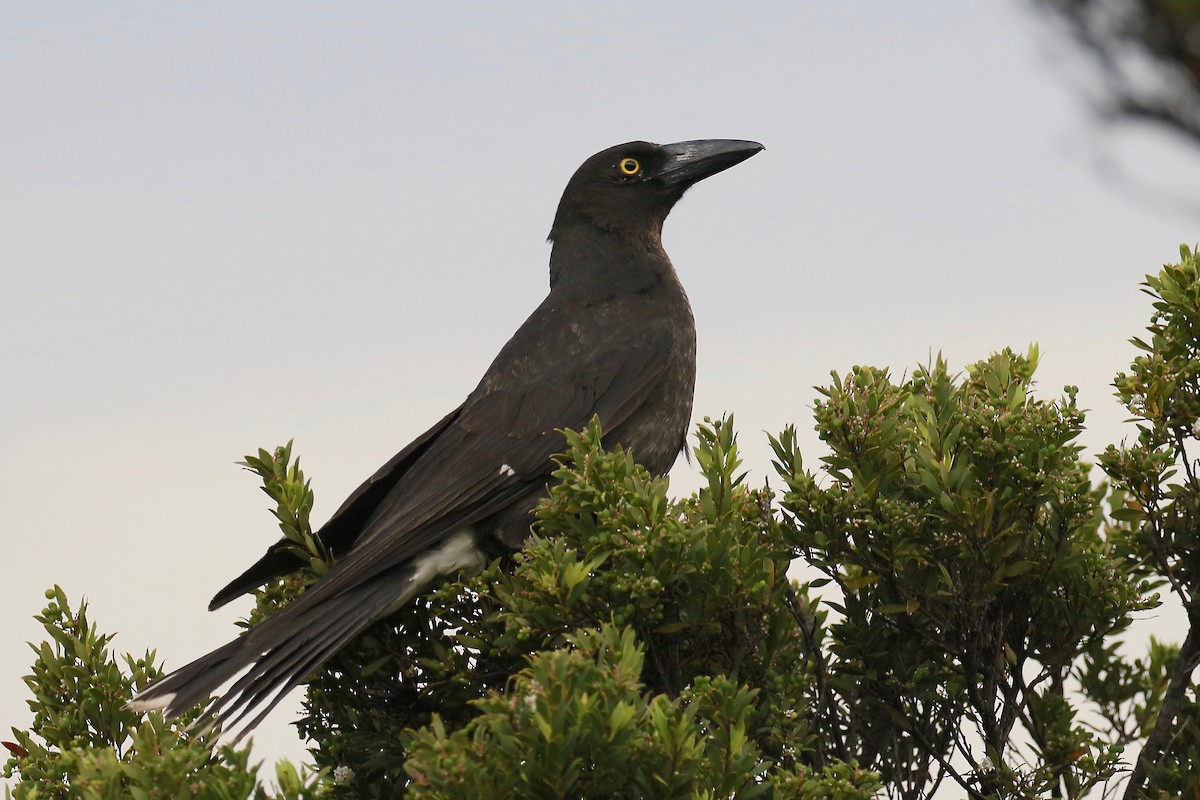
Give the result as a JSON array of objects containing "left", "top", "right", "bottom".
[{"left": 1029, "top": 0, "right": 1200, "bottom": 147}]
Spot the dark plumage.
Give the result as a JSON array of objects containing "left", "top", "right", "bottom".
[{"left": 130, "top": 138, "right": 763, "bottom": 733}]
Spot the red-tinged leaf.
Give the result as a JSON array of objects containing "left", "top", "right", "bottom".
[{"left": 2, "top": 740, "right": 28, "bottom": 758}]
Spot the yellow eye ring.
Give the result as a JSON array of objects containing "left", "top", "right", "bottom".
[{"left": 618, "top": 157, "right": 640, "bottom": 175}]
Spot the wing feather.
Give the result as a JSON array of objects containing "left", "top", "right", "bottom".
[
  {"left": 285, "top": 315, "right": 677, "bottom": 607},
  {"left": 208, "top": 407, "right": 464, "bottom": 608}
]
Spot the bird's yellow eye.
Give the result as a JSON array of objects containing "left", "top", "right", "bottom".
[{"left": 618, "top": 157, "right": 641, "bottom": 175}]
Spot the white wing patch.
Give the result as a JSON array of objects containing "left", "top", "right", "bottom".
[{"left": 499, "top": 463, "right": 516, "bottom": 477}]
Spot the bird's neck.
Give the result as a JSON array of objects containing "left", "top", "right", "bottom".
[{"left": 547, "top": 221, "right": 682, "bottom": 299}]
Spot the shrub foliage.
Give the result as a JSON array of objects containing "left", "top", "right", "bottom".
[{"left": 7, "top": 247, "right": 1200, "bottom": 799}]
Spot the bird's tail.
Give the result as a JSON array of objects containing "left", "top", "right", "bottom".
[{"left": 129, "top": 567, "right": 421, "bottom": 738}]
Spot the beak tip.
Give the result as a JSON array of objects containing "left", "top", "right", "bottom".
[{"left": 658, "top": 138, "right": 765, "bottom": 186}]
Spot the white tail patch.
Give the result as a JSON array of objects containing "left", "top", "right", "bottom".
[
  {"left": 384, "top": 530, "right": 486, "bottom": 616},
  {"left": 127, "top": 690, "right": 176, "bottom": 713}
]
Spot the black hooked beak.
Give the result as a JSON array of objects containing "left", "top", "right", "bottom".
[{"left": 657, "top": 139, "right": 764, "bottom": 187}]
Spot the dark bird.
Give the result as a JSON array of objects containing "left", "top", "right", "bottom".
[{"left": 130, "top": 138, "right": 763, "bottom": 732}]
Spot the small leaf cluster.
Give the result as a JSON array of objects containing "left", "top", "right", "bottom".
[
  {"left": 507, "top": 418, "right": 793, "bottom": 703},
  {"left": 770, "top": 347, "right": 1144, "bottom": 798},
  {"left": 1077, "top": 635, "right": 1178, "bottom": 747},
  {"left": 405, "top": 625, "right": 775, "bottom": 799},
  {"left": 3, "top": 587, "right": 324, "bottom": 800},
  {"left": 239, "top": 442, "right": 326, "bottom": 631}
]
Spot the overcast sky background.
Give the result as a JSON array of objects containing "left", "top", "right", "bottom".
[{"left": 4, "top": 1, "right": 1199, "bottom": 782}]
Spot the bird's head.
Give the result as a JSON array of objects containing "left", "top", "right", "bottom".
[{"left": 549, "top": 139, "right": 764, "bottom": 243}]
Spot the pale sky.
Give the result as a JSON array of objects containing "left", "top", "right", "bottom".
[{"left": 3, "top": 2, "right": 1197, "bottom": 781}]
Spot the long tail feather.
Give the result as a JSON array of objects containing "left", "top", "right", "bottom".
[{"left": 129, "top": 564, "right": 424, "bottom": 736}]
